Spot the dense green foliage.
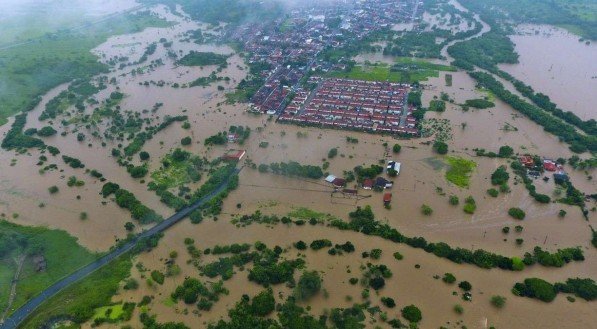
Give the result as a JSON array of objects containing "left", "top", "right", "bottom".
[
  {"left": 464, "top": 98, "right": 495, "bottom": 109},
  {"left": 101, "top": 182, "right": 162, "bottom": 224},
  {"left": 177, "top": 51, "right": 229, "bottom": 67},
  {"left": 266, "top": 161, "right": 324, "bottom": 180},
  {"left": 295, "top": 271, "right": 322, "bottom": 300}
]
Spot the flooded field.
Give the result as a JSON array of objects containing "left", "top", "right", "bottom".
[
  {"left": 499, "top": 24, "right": 597, "bottom": 120},
  {"left": 1, "top": 2, "right": 596, "bottom": 329}
]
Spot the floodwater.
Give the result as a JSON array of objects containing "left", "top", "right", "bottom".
[
  {"left": 0, "top": 2, "right": 595, "bottom": 329},
  {"left": 499, "top": 24, "right": 597, "bottom": 120}
]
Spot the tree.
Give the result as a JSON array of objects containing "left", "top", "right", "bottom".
[
  {"left": 449, "top": 195, "right": 459, "bottom": 205},
  {"left": 392, "top": 144, "right": 401, "bottom": 153},
  {"left": 124, "top": 222, "right": 135, "bottom": 231},
  {"left": 381, "top": 297, "right": 396, "bottom": 308},
  {"left": 491, "top": 166, "right": 510, "bottom": 185},
  {"left": 458, "top": 281, "right": 472, "bottom": 291},
  {"left": 508, "top": 208, "right": 526, "bottom": 220},
  {"left": 48, "top": 185, "right": 59, "bottom": 194},
  {"left": 433, "top": 141, "right": 448, "bottom": 154},
  {"left": 328, "top": 148, "right": 338, "bottom": 158},
  {"left": 369, "top": 277, "right": 385, "bottom": 290},
  {"left": 296, "top": 271, "right": 322, "bottom": 300},
  {"left": 513, "top": 278, "right": 557, "bottom": 302},
  {"left": 401, "top": 305, "right": 422, "bottom": 323},
  {"left": 181, "top": 136, "right": 192, "bottom": 146},
  {"left": 251, "top": 288, "right": 276, "bottom": 316},
  {"left": 294, "top": 241, "right": 307, "bottom": 250},
  {"left": 421, "top": 204, "right": 433, "bottom": 216},
  {"left": 498, "top": 145, "right": 514, "bottom": 158},
  {"left": 491, "top": 295, "right": 506, "bottom": 308},
  {"left": 140, "top": 151, "right": 150, "bottom": 161},
  {"left": 442, "top": 273, "right": 456, "bottom": 284},
  {"left": 38, "top": 126, "right": 57, "bottom": 137}
]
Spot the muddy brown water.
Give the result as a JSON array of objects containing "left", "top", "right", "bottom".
[
  {"left": 0, "top": 3, "right": 595, "bottom": 329},
  {"left": 499, "top": 24, "right": 597, "bottom": 121}
]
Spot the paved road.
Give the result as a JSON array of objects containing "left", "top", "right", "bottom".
[{"left": 0, "top": 167, "right": 241, "bottom": 329}]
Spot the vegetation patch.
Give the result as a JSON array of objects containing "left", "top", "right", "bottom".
[{"left": 445, "top": 156, "right": 476, "bottom": 188}]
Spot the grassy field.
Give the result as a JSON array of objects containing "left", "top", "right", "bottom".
[
  {"left": 0, "top": 221, "right": 98, "bottom": 314},
  {"left": 327, "top": 58, "right": 455, "bottom": 83},
  {"left": 0, "top": 11, "right": 172, "bottom": 126},
  {"left": 20, "top": 254, "right": 132, "bottom": 329},
  {"left": 445, "top": 156, "right": 477, "bottom": 188}
]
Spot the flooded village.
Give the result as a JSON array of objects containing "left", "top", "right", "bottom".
[{"left": 0, "top": 0, "right": 595, "bottom": 329}]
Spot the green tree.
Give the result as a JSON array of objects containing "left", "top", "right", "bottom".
[
  {"left": 401, "top": 305, "right": 422, "bottom": 323},
  {"left": 251, "top": 288, "right": 276, "bottom": 316},
  {"left": 296, "top": 271, "right": 322, "bottom": 300}
]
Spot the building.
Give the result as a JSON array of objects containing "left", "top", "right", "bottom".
[
  {"left": 222, "top": 150, "right": 246, "bottom": 162},
  {"left": 362, "top": 178, "right": 374, "bottom": 190},
  {"left": 383, "top": 193, "right": 392, "bottom": 205}
]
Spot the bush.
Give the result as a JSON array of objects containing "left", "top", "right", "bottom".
[
  {"left": 401, "top": 305, "right": 422, "bottom": 323},
  {"left": 421, "top": 204, "right": 433, "bottom": 216},
  {"left": 490, "top": 295, "right": 506, "bottom": 308},
  {"left": 508, "top": 208, "right": 526, "bottom": 220},
  {"left": 498, "top": 146, "right": 514, "bottom": 158},
  {"left": 463, "top": 203, "right": 476, "bottom": 214},
  {"left": 294, "top": 241, "right": 307, "bottom": 250},
  {"left": 251, "top": 288, "right": 276, "bottom": 316},
  {"left": 458, "top": 281, "right": 472, "bottom": 291},
  {"left": 448, "top": 195, "right": 459, "bottom": 205},
  {"left": 513, "top": 278, "right": 557, "bottom": 302},
  {"left": 139, "top": 151, "right": 150, "bottom": 161},
  {"left": 487, "top": 188, "right": 499, "bottom": 197},
  {"left": 381, "top": 297, "right": 396, "bottom": 308},
  {"left": 349, "top": 278, "right": 359, "bottom": 285},
  {"left": 295, "top": 271, "right": 322, "bottom": 300},
  {"left": 453, "top": 304, "right": 464, "bottom": 314},
  {"left": 433, "top": 141, "right": 448, "bottom": 154},
  {"left": 370, "top": 248, "right": 382, "bottom": 260},
  {"left": 48, "top": 185, "right": 59, "bottom": 194},
  {"left": 151, "top": 271, "right": 165, "bottom": 285},
  {"left": 392, "top": 144, "right": 401, "bottom": 153},
  {"left": 181, "top": 136, "right": 192, "bottom": 145},
  {"left": 491, "top": 166, "right": 510, "bottom": 185},
  {"left": 328, "top": 148, "right": 338, "bottom": 158},
  {"left": 442, "top": 273, "right": 456, "bottom": 284},
  {"left": 38, "top": 126, "right": 57, "bottom": 137},
  {"left": 393, "top": 252, "right": 403, "bottom": 260},
  {"left": 369, "top": 277, "right": 386, "bottom": 290},
  {"left": 310, "top": 239, "right": 332, "bottom": 250},
  {"left": 189, "top": 210, "right": 203, "bottom": 224}
]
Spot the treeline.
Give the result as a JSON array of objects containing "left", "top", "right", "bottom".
[
  {"left": 469, "top": 71, "right": 596, "bottom": 153},
  {"left": 511, "top": 160, "right": 551, "bottom": 203},
  {"left": 101, "top": 182, "right": 162, "bottom": 224},
  {"left": 327, "top": 206, "right": 583, "bottom": 271},
  {"left": 1, "top": 97, "right": 45, "bottom": 150},
  {"left": 262, "top": 161, "right": 324, "bottom": 180},
  {"left": 176, "top": 51, "right": 229, "bottom": 67},
  {"left": 123, "top": 115, "right": 187, "bottom": 156},
  {"left": 513, "top": 277, "right": 597, "bottom": 303}
]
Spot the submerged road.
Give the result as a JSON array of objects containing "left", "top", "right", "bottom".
[{"left": 0, "top": 167, "right": 241, "bottom": 329}]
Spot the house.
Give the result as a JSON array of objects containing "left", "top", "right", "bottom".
[
  {"left": 227, "top": 133, "right": 239, "bottom": 143},
  {"left": 383, "top": 193, "right": 392, "bottom": 205},
  {"left": 387, "top": 161, "right": 401, "bottom": 175},
  {"left": 519, "top": 155, "right": 534, "bottom": 168},
  {"left": 222, "top": 150, "right": 246, "bottom": 162},
  {"left": 325, "top": 175, "right": 337, "bottom": 183},
  {"left": 543, "top": 160, "right": 557, "bottom": 172},
  {"left": 332, "top": 178, "right": 346, "bottom": 188},
  {"left": 375, "top": 177, "right": 392, "bottom": 189},
  {"left": 362, "top": 178, "right": 373, "bottom": 190}
]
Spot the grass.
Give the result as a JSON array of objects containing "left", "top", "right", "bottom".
[
  {"left": 445, "top": 156, "right": 477, "bottom": 188},
  {"left": 0, "top": 11, "right": 173, "bottom": 126},
  {"left": 92, "top": 304, "right": 125, "bottom": 321},
  {"left": 0, "top": 221, "right": 98, "bottom": 314},
  {"left": 327, "top": 58, "right": 455, "bottom": 83},
  {"left": 20, "top": 254, "right": 132, "bottom": 329},
  {"left": 287, "top": 207, "right": 337, "bottom": 221}
]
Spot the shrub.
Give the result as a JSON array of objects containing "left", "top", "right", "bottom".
[
  {"left": 448, "top": 195, "right": 459, "bottom": 205},
  {"left": 463, "top": 203, "right": 476, "bottom": 214},
  {"left": 458, "top": 281, "right": 472, "bottom": 291},
  {"left": 490, "top": 295, "right": 506, "bottom": 308},
  {"left": 487, "top": 188, "right": 499, "bottom": 197},
  {"left": 251, "top": 288, "right": 276, "bottom": 316},
  {"left": 38, "top": 126, "right": 57, "bottom": 137},
  {"left": 139, "top": 151, "right": 150, "bottom": 161},
  {"left": 328, "top": 148, "right": 338, "bottom": 158},
  {"left": 295, "top": 271, "right": 322, "bottom": 300},
  {"left": 433, "top": 141, "right": 448, "bottom": 154},
  {"left": 508, "top": 208, "right": 526, "bottom": 220},
  {"left": 189, "top": 210, "right": 203, "bottom": 224},
  {"left": 310, "top": 239, "right": 332, "bottom": 250},
  {"left": 401, "top": 305, "right": 422, "bottom": 323},
  {"left": 558, "top": 210, "right": 567, "bottom": 218},
  {"left": 491, "top": 166, "right": 510, "bottom": 185},
  {"left": 151, "top": 271, "right": 165, "bottom": 285},
  {"left": 349, "top": 278, "right": 359, "bottom": 285},
  {"left": 381, "top": 297, "right": 396, "bottom": 308},
  {"left": 294, "top": 241, "right": 307, "bottom": 250},
  {"left": 181, "top": 136, "right": 192, "bottom": 145},
  {"left": 453, "top": 304, "right": 464, "bottom": 314},
  {"left": 393, "top": 252, "right": 403, "bottom": 260},
  {"left": 442, "top": 273, "right": 456, "bottom": 284},
  {"left": 370, "top": 248, "right": 382, "bottom": 260},
  {"left": 421, "top": 204, "right": 433, "bottom": 216},
  {"left": 513, "top": 278, "right": 556, "bottom": 302},
  {"left": 392, "top": 144, "right": 401, "bottom": 153},
  {"left": 369, "top": 277, "right": 386, "bottom": 290},
  {"left": 48, "top": 185, "right": 59, "bottom": 194},
  {"left": 498, "top": 146, "right": 514, "bottom": 158}
]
